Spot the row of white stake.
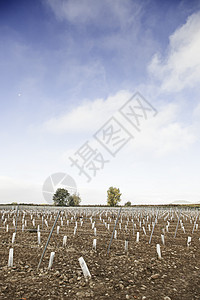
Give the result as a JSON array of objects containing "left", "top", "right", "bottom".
[
  {"left": 3, "top": 212, "right": 199, "bottom": 238},
  {"left": 7, "top": 247, "right": 91, "bottom": 279},
  {"left": 8, "top": 242, "right": 163, "bottom": 274}
]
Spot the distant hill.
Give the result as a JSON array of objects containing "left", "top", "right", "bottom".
[{"left": 170, "top": 200, "right": 199, "bottom": 205}]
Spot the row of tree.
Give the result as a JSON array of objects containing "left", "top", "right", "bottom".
[
  {"left": 53, "top": 189, "right": 81, "bottom": 206},
  {"left": 53, "top": 186, "right": 131, "bottom": 207},
  {"left": 107, "top": 187, "right": 131, "bottom": 206}
]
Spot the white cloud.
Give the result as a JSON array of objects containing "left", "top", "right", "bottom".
[
  {"left": 43, "top": 90, "right": 131, "bottom": 133},
  {"left": 148, "top": 11, "right": 200, "bottom": 92},
  {"left": 46, "top": 0, "right": 141, "bottom": 27},
  {"left": 43, "top": 89, "right": 197, "bottom": 156},
  {"left": 44, "top": 0, "right": 157, "bottom": 99},
  {"left": 46, "top": 0, "right": 102, "bottom": 23},
  {"left": 129, "top": 102, "right": 196, "bottom": 156}
]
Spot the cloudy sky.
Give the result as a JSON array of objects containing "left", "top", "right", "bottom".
[{"left": 1, "top": 0, "right": 200, "bottom": 205}]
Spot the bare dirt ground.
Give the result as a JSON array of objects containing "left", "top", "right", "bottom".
[{"left": 0, "top": 208, "right": 199, "bottom": 300}]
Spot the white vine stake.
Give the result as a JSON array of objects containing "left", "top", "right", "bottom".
[
  {"left": 156, "top": 244, "right": 162, "bottom": 259},
  {"left": 6, "top": 224, "right": 8, "bottom": 232},
  {"left": 187, "top": 236, "right": 191, "bottom": 247},
  {"left": 125, "top": 240, "right": 128, "bottom": 252},
  {"left": 161, "top": 234, "right": 165, "bottom": 245},
  {"left": 94, "top": 228, "right": 96, "bottom": 236},
  {"left": 12, "top": 232, "right": 16, "bottom": 244},
  {"left": 136, "top": 232, "right": 139, "bottom": 243},
  {"left": 48, "top": 252, "right": 55, "bottom": 269},
  {"left": 74, "top": 226, "right": 77, "bottom": 235},
  {"left": 114, "top": 230, "right": 117, "bottom": 239},
  {"left": 142, "top": 226, "right": 146, "bottom": 235},
  {"left": 78, "top": 256, "right": 91, "bottom": 280},
  {"left": 38, "top": 232, "right": 41, "bottom": 245},
  {"left": 57, "top": 225, "right": 60, "bottom": 234},
  {"left": 93, "top": 238, "right": 97, "bottom": 250},
  {"left": 8, "top": 248, "right": 14, "bottom": 267},
  {"left": 63, "top": 235, "right": 67, "bottom": 247}
]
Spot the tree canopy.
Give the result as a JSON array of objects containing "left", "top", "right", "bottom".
[
  {"left": 68, "top": 193, "right": 81, "bottom": 206},
  {"left": 107, "top": 186, "right": 121, "bottom": 206},
  {"left": 53, "top": 188, "right": 69, "bottom": 206},
  {"left": 53, "top": 188, "right": 81, "bottom": 206}
]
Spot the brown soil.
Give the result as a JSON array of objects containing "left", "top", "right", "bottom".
[{"left": 0, "top": 208, "right": 199, "bottom": 300}]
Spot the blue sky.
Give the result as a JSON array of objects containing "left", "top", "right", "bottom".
[{"left": 1, "top": 0, "right": 200, "bottom": 204}]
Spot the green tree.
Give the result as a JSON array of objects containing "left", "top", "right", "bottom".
[
  {"left": 124, "top": 201, "right": 131, "bottom": 207},
  {"left": 107, "top": 187, "right": 121, "bottom": 206},
  {"left": 53, "top": 188, "right": 69, "bottom": 206},
  {"left": 68, "top": 193, "right": 81, "bottom": 206}
]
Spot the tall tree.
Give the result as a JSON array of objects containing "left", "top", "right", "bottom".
[
  {"left": 68, "top": 193, "right": 81, "bottom": 206},
  {"left": 53, "top": 188, "right": 69, "bottom": 206},
  {"left": 107, "top": 187, "right": 121, "bottom": 206},
  {"left": 124, "top": 201, "right": 131, "bottom": 207}
]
